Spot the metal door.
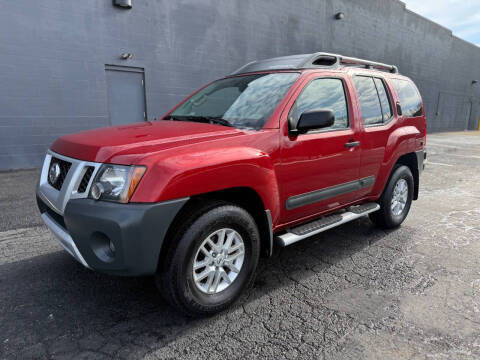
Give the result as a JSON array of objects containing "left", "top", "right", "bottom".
[
  {"left": 436, "top": 92, "right": 473, "bottom": 131},
  {"left": 105, "top": 65, "right": 146, "bottom": 126}
]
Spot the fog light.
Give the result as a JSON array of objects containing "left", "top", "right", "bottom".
[{"left": 90, "top": 232, "right": 115, "bottom": 263}]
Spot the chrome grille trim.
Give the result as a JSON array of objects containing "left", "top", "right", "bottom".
[
  {"left": 37, "top": 150, "right": 102, "bottom": 215},
  {"left": 48, "top": 157, "right": 72, "bottom": 190}
]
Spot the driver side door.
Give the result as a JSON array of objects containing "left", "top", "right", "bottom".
[{"left": 277, "top": 74, "right": 363, "bottom": 224}]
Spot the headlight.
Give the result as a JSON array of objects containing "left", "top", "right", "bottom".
[{"left": 90, "top": 164, "right": 146, "bottom": 203}]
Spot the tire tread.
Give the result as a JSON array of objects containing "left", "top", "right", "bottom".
[
  {"left": 370, "top": 164, "right": 413, "bottom": 229},
  {"left": 157, "top": 200, "right": 260, "bottom": 316}
]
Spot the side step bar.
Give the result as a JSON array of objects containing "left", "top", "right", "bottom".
[{"left": 276, "top": 202, "right": 380, "bottom": 247}]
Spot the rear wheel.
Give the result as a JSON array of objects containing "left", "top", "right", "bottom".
[
  {"left": 369, "top": 165, "right": 414, "bottom": 229},
  {"left": 156, "top": 201, "right": 260, "bottom": 316}
]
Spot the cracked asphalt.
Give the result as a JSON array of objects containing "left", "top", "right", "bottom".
[{"left": 1, "top": 132, "right": 480, "bottom": 359}]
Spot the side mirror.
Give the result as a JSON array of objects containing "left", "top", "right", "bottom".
[
  {"left": 396, "top": 103, "right": 403, "bottom": 116},
  {"left": 292, "top": 109, "right": 335, "bottom": 134}
]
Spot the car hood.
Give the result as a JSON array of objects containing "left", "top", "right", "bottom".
[{"left": 50, "top": 120, "right": 245, "bottom": 164}]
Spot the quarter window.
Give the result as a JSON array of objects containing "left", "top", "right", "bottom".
[
  {"left": 391, "top": 79, "right": 423, "bottom": 117},
  {"left": 353, "top": 76, "right": 383, "bottom": 125},
  {"left": 290, "top": 78, "right": 349, "bottom": 131}
]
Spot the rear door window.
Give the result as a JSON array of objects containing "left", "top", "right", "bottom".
[{"left": 391, "top": 79, "right": 423, "bottom": 117}]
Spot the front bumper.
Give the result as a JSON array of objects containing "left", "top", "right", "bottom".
[
  {"left": 37, "top": 194, "right": 188, "bottom": 276},
  {"left": 41, "top": 210, "right": 90, "bottom": 268}
]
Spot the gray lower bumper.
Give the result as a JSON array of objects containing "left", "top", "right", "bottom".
[
  {"left": 41, "top": 212, "right": 91, "bottom": 269},
  {"left": 37, "top": 194, "right": 188, "bottom": 276}
]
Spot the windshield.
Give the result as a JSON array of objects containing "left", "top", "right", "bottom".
[{"left": 167, "top": 72, "right": 300, "bottom": 130}]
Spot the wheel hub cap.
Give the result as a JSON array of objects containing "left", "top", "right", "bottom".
[
  {"left": 391, "top": 178, "right": 408, "bottom": 216},
  {"left": 193, "top": 228, "right": 245, "bottom": 294}
]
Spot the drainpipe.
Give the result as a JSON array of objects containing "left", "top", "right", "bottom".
[{"left": 471, "top": 81, "right": 480, "bottom": 130}]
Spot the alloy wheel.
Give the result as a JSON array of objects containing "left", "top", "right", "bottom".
[{"left": 192, "top": 228, "right": 245, "bottom": 294}]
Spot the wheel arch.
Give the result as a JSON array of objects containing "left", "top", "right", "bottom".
[
  {"left": 157, "top": 187, "right": 273, "bottom": 272},
  {"left": 395, "top": 152, "right": 419, "bottom": 200}
]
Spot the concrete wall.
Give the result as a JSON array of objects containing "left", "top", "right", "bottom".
[{"left": 1, "top": 0, "right": 479, "bottom": 169}]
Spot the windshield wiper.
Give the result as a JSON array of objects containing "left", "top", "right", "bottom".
[
  {"left": 167, "top": 115, "right": 234, "bottom": 128},
  {"left": 204, "top": 117, "right": 234, "bottom": 127}
]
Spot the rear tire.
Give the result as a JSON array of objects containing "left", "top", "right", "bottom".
[
  {"left": 369, "top": 165, "right": 414, "bottom": 229},
  {"left": 156, "top": 201, "right": 260, "bottom": 316}
]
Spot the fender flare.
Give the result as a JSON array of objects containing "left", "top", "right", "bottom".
[{"left": 372, "top": 126, "right": 421, "bottom": 197}]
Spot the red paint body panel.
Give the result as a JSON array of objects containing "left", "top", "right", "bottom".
[
  {"left": 51, "top": 121, "right": 246, "bottom": 164},
  {"left": 276, "top": 72, "right": 362, "bottom": 223},
  {"left": 130, "top": 129, "right": 283, "bottom": 225},
  {"left": 50, "top": 68, "right": 426, "bottom": 232}
]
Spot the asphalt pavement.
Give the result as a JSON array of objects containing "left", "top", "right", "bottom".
[{"left": 1, "top": 132, "right": 479, "bottom": 359}]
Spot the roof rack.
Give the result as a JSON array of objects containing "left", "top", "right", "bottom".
[
  {"left": 231, "top": 52, "right": 399, "bottom": 75},
  {"left": 337, "top": 54, "right": 399, "bottom": 73}
]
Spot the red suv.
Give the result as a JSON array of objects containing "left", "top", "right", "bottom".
[{"left": 37, "top": 52, "right": 426, "bottom": 315}]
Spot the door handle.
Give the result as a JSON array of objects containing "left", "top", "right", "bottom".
[{"left": 345, "top": 141, "right": 360, "bottom": 148}]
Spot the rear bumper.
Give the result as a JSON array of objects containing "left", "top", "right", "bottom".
[
  {"left": 37, "top": 195, "right": 188, "bottom": 276},
  {"left": 415, "top": 148, "right": 426, "bottom": 174},
  {"left": 413, "top": 148, "right": 426, "bottom": 200}
]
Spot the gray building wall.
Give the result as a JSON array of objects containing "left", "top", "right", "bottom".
[{"left": 1, "top": 0, "right": 479, "bottom": 169}]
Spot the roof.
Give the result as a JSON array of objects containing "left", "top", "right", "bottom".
[{"left": 231, "top": 52, "right": 399, "bottom": 75}]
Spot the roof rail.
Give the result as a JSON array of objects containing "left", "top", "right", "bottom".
[
  {"left": 231, "top": 52, "right": 399, "bottom": 75},
  {"left": 291, "top": 52, "right": 400, "bottom": 74},
  {"left": 334, "top": 53, "right": 399, "bottom": 74}
]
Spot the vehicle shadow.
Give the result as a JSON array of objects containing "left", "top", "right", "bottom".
[{"left": 0, "top": 218, "right": 409, "bottom": 359}]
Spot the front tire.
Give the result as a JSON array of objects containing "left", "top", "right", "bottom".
[
  {"left": 369, "top": 165, "right": 414, "bottom": 229},
  {"left": 156, "top": 201, "right": 261, "bottom": 316}
]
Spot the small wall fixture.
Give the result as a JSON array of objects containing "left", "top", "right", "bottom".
[
  {"left": 121, "top": 53, "right": 133, "bottom": 60},
  {"left": 335, "top": 12, "right": 345, "bottom": 20},
  {"left": 114, "top": 0, "right": 132, "bottom": 9},
  {"left": 472, "top": 80, "right": 480, "bottom": 97}
]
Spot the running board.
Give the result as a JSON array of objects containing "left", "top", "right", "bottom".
[{"left": 276, "top": 202, "right": 380, "bottom": 247}]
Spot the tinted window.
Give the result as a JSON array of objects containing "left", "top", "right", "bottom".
[
  {"left": 374, "top": 78, "right": 393, "bottom": 121},
  {"left": 290, "top": 78, "right": 349, "bottom": 130},
  {"left": 392, "top": 79, "right": 423, "bottom": 117},
  {"left": 169, "top": 72, "right": 300, "bottom": 130},
  {"left": 353, "top": 76, "right": 383, "bottom": 125}
]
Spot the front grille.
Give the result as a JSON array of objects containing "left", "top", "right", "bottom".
[
  {"left": 78, "top": 166, "right": 94, "bottom": 193},
  {"left": 48, "top": 157, "right": 72, "bottom": 190}
]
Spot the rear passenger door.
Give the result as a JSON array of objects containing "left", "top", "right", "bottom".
[{"left": 353, "top": 75, "right": 395, "bottom": 197}]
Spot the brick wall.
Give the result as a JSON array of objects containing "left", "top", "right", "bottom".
[{"left": 0, "top": 0, "right": 479, "bottom": 169}]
